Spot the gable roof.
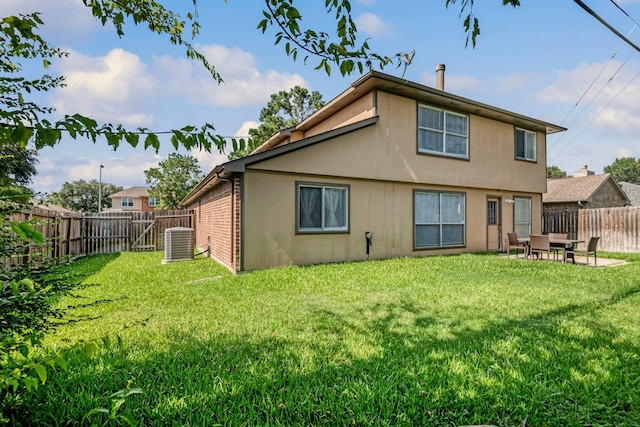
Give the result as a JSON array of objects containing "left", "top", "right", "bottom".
[
  {"left": 544, "top": 173, "right": 625, "bottom": 203},
  {"left": 619, "top": 181, "right": 640, "bottom": 206},
  {"left": 109, "top": 186, "right": 150, "bottom": 198},
  {"left": 183, "top": 71, "right": 567, "bottom": 206}
]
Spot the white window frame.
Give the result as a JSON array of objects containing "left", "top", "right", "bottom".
[
  {"left": 121, "top": 198, "right": 134, "bottom": 207},
  {"left": 148, "top": 198, "right": 160, "bottom": 207},
  {"left": 414, "top": 190, "right": 466, "bottom": 249},
  {"left": 515, "top": 128, "right": 537, "bottom": 161},
  {"left": 418, "top": 104, "right": 469, "bottom": 159},
  {"left": 297, "top": 182, "right": 349, "bottom": 233},
  {"left": 514, "top": 196, "right": 532, "bottom": 237}
]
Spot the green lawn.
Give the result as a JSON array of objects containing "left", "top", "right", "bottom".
[{"left": 6, "top": 251, "right": 640, "bottom": 426}]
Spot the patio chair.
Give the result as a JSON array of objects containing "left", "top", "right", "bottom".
[
  {"left": 548, "top": 233, "right": 568, "bottom": 240},
  {"left": 505, "top": 232, "right": 527, "bottom": 258},
  {"left": 565, "top": 236, "right": 600, "bottom": 266},
  {"left": 529, "top": 234, "right": 558, "bottom": 261}
]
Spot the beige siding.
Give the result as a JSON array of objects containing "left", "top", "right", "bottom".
[
  {"left": 250, "top": 91, "right": 547, "bottom": 194},
  {"left": 113, "top": 197, "right": 144, "bottom": 211},
  {"left": 241, "top": 170, "right": 542, "bottom": 271},
  {"left": 301, "top": 92, "right": 376, "bottom": 140}
]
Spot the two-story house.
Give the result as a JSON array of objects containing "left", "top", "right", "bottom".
[
  {"left": 108, "top": 186, "right": 160, "bottom": 212},
  {"left": 182, "top": 70, "right": 566, "bottom": 272}
]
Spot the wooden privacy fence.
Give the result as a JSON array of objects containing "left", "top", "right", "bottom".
[
  {"left": 578, "top": 206, "right": 640, "bottom": 252},
  {"left": 543, "top": 209, "right": 579, "bottom": 240},
  {"left": 544, "top": 206, "right": 640, "bottom": 252},
  {"left": 4, "top": 209, "right": 194, "bottom": 267}
]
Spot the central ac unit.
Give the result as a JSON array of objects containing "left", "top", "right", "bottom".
[{"left": 163, "top": 227, "right": 194, "bottom": 263}]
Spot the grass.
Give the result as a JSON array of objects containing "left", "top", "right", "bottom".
[{"left": 5, "top": 251, "right": 640, "bottom": 426}]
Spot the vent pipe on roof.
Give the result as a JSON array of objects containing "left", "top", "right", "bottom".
[{"left": 436, "top": 64, "right": 445, "bottom": 91}]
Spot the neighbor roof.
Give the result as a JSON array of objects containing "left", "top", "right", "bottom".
[
  {"left": 618, "top": 181, "right": 640, "bottom": 206},
  {"left": 544, "top": 173, "right": 619, "bottom": 203},
  {"left": 109, "top": 186, "right": 150, "bottom": 198}
]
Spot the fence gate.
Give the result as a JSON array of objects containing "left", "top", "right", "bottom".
[
  {"left": 131, "top": 219, "right": 156, "bottom": 251},
  {"left": 84, "top": 216, "right": 131, "bottom": 255}
]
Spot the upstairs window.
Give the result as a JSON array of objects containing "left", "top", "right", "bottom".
[
  {"left": 149, "top": 198, "right": 160, "bottom": 207},
  {"left": 418, "top": 104, "right": 468, "bottom": 159},
  {"left": 515, "top": 128, "right": 536, "bottom": 161},
  {"left": 297, "top": 183, "right": 349, "bottom": 233},
  {"left": 121, "top": 198, "right": 134, "bottom": 207}
]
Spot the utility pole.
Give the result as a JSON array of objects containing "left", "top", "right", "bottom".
[{"left": 98, "top": 164, "right": 104, "bottom": 213}]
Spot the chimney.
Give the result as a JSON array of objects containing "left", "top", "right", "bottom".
[
  {"left": 436, "top": 64, "right": 445, "bottom": 91},
  {"left": 573, "top": 165, "right": 594, "bottom": 177}
]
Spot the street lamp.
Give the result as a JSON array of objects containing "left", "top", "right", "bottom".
[{"left": 98, "top": 164, "right": 104, "bottom": 213}]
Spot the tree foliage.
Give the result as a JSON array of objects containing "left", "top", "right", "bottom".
[
  {"left": 0, "top": 11, "right": 224, "bottom": 154},
  {"left": 0, "top": 145, "right": 38, "bottom": 188},
  {"left": 229, "top": 86, "right": 325, "bottom": 160},
  {"left": 144, "top": 153, "right": 204, "bottom": 209},
  {"left": 604, "top": 157, "right": 640, "bottom": 184},
  {"left": 547, "top": 165, "right": 568, "bottom": 179},
  {"left": 1, "top": 1, "right": 520, "bottom": 157},
  {"left": 47, "top": 180, "right": 123, "bottom": 212},
  {"left": 445, "top": 0, "right": 521, "bottom": 47}
]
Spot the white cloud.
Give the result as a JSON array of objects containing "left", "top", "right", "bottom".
[
  {"left": 0, "top": 0, "right": 102, "bottom": 43},
  {"left": 32, "top": 147, "right": 164, "bottom": 194},
  {"left": 616, "top": 148, "right": 635, "bottom": 158},
  {"left": 51, "top": 48, "right": 159, "bottom": 126},
  {"left": 537, "top": 61, "right": 640, "bottom": 138},
  {"left": 235, "top": 121, "right": 259, "bottom": 138},
  {"left": 354, "top": 12, "right": 391, "bottom": 38},
  {"left": 154, "top": 44, "right": 308, "bottom": 107}
]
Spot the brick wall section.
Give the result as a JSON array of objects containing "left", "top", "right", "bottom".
[
  {"left": 140, "top": 197, "right": 155, "bottom": 212},
  {"left": 589, "top": 179, "right": 628, "bottom": 208},
  {"left": 188, "top": 180, "right": 235, "bottom": 271}
]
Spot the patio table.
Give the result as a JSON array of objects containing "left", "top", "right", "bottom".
[{"left": 517, "top": 236, "right": 584, "bottom": 263}]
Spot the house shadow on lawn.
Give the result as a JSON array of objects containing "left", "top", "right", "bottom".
[{"left": 10, "top": 283, "right": 640, "bottom": 427}]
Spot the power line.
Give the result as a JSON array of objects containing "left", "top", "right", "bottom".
[
  {"left": 549, "top": 1, "right": 640, "bottom": 165},
  {"left": 610, "top": 0, "right": 640, "bottom": 27},
  {"left": 573, "top": 0, "right": 640, "bottom": 53},
  {"left": 548, "top": 49, "right": 634, "bottom": 155},
  {"left": 549, "top": 67, "right": 640, "bottom": 164}
]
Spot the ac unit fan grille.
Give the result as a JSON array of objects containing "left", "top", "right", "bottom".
[{"left": 164, "top": 227, "right": 194, "bottom": 263}]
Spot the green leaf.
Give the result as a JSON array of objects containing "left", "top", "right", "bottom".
[
  {"left": 85, "top": 341, "right": 99, "bottom": 357},
  {"left": 118, "top": 412, "right": 136, "bottom": 426},
  {"left": 33, "top": 364, "right": 47, "bottom": 383},
  {"left": 54, "top": 356, "right": 68, "bottom": 371},
  {"left": 10, "top": 221, "right": 45, "bottom": 244},
  {"left": 118, "top": 411, "right": 137, "bottom": 426},
  {"left": 144, "top": 134, "right": 160, "bottom": 151},
  {"left": 87, "top": 408, "right": 110, "bottom": 416}
]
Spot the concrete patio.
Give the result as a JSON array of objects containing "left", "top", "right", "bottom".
[{"left": 501, "top": 252, "right": 628, "bottom": 268}]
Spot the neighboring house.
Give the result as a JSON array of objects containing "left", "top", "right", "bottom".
[
  {"left": 544, "top": 165, "right": 630, "bottom": 210},
  {"left": 107, "top": 186, "right": 160, "bottom": 212},
  {"left": 618, "top": 181, "right": 640, "bottom": 206},
  {"left": 182, "top": 70, "right": 565, "bottom": 273}
]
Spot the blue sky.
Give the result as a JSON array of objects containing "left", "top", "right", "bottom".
[{"left": 4, "top": 0, "right": 640, "bottom": 194}]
